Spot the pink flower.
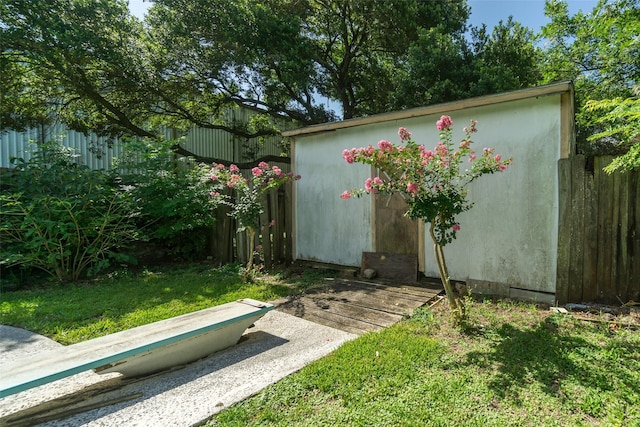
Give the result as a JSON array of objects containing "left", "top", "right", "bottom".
[
  {"left": 252, "top": 167, "right": 263, "bottom": 176},
  {"left": 363, "top": 145, "right": 375, "bottom": 157},
  {"left": 421, "top": 149, "right": 434, "bottom": 161},
  {"left": 452, "top": 224, "right": 461, "bottom": 231},
  {"left": 373, "top": 176, "right": 384, "bottom": 186},
  {"left": 377, "top": 140, "right": 393, "bottom": 151},
  {"left": 210, "top": 191, "right": 220, "bottom": 197},
  {"left": 469, "top": 154, "right": 477, "bottom": 162},
  {"left": 258, "top": 161, "right": 269, "bottom": 170},
  {"left": 211, "top": 174, "right": 218, "bottom": 181},
  {"left": 436, "top": 115, "right": 453, "bottom": 131},
  {"left": 227, "top": 174, "right": 243, "bottom": 188},
  {"left": 406, "top": 182, "right": 418, "bottom": 195},
  {"left": 494, "top": 154, "right": 502, "bottom": 162},
  {"left": 343, "top": 149, "right": 355, "bottom": 164},
  {"left": 499, "top": 164, "right": 508, "bottom": 171},
  {"left": 229, "top": 164, "right": 240, "bottom": 173},
  {"left": 398, "top": 127, "right": 412, "bottom": 141},
  {"left": 272, "top": 166, "right": 282, "bottom": 176},
  {"left": 340, "top": 191, "right": 351, "bottom": 200},
  {"left": 459, "top": 139, "right": 470, "bottom": 149},
  {"left": 463, "top": 120, "right": 477, "bottom": 134},
  {"left": 436, "top": 142, "right": 448, "bottom": 156},
  {"left": 365, "top": 177, "right": 373, "bottom": 193},
  {"left": 269, "top": 220, "right": 276, "bottom": 227}
]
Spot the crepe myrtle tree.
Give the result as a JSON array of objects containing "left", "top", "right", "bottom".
[
  {"left": 341, "top": 116, "right": 512, "bottom": 322},
  {"left": 210, "top": 162, "right": 300, "bottom": 273}
]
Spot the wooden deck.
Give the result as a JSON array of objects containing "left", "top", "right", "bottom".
[{"left": 275, "top": 278, "right": 443, "bottom": 335}]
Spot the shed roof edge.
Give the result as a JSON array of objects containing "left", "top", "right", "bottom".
[{"left": 282, "top": 81, "right": 573, "bottom": 137}]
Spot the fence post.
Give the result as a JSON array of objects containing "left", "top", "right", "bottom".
[
  {"left": 260, "top": 193, "right": 272, "bottom": 269},
  {"left": 581, "top": 163, "right": 597, "bottom": 302},
  {"left": 284, "top": 181, "right": 294, "bottom": 264},
  {"left": 568, "top": 155, "right": 586, "bottom": 302},
  {"left": 556, "top": 158, "right": 571, "bottom": 305}
]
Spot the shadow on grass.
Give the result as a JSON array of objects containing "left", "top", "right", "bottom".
[{"left": 461, "top": 315, "right": 640, "bottom": 404}]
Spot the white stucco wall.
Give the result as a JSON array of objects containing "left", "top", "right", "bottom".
[
  {"left": 293, "top": 92, "right": 563, "bottom": 296},
  {"left": 418, "top": 96, "right": 561, "bottom": 295},
  {"left": 294, "top": 125, "right": 379, "bottom": 265}
]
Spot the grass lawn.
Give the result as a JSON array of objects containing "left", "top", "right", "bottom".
[
  {"left": 208, "top": 298, "right": 640, "bottom": 427},
  {"left": 0, "top": 263, "right": 329, "bottom": 345},
  {"left": 1, "top": 266, "right": 638, "bottom": 426}
]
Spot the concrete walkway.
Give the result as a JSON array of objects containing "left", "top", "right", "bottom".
[{"left": 0, "top": 311, "right": 356, "bottom": 426}]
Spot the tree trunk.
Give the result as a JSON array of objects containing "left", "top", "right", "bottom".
[
  {"left": 246, "top": 226, "right": 256, "bottom": 271},
  {"left": 429, "top": 222, "right": 465, "bottom": 322}
]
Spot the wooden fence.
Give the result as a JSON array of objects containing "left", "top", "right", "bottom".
[
  {"left": 557, "top": 155, "right": 640, "bottom": 305},
  {"left": 209, "top": 183, "right": 293, "bottom": 269}
]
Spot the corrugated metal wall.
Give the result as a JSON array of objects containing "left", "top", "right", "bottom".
[
  {"left": 1, "top": 123, "right": 124, "bottom": 170},
  {"left": 1, "top": 108, "right": 289, "bottom": 170}
]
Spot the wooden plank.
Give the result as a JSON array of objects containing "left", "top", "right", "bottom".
[
  {"left": 631, "top": 171, "right": 640, "bottom": 302},
  {"left": 560, "top": 91, "right": 576, "bottom": 158},
  {"left": 595, "top": 156, "right": 614, "bottom": 303},
  {"left": 211, "top": 192, "right": 234, "bottom": 263},
  {"left": 616, "top": 169, "right": 630, "bottom": 303},
  {"left": 568, "top": 155, "right": 585, "bottom": 301},
  {"left": 373, "top": 191, "right": 419, "bottom": 255},
  {"left": 303, "top": 284, "right": 435, "bottom": 316},
  {"left": 556, "top": 158, "right": 572, "bottom": 304},
  {"left": 296, "top": 296, "right": 403, "bottom": 326},
  {"left": 582, "top": 165, "right": 598, "bottom": 302},
  {"left": 276, "top": 302, "right": 373, "bottom": 335},
  {"left": 608, "top": 159, "right": 621, "bottom": 304},
  {"left": 259, "top": 193, "right": 272, "bottom": 269},
  {"left": 361, "top": 252, "right": 418, "bottom": 282},
  {"left": 285, "top": 181, "right": 294, "bottom": 263},
  {"left": 236, "top": 229, "right": 247, "bottom": 264},
  {"left": 328, "top": 278, "right": 442, "bottom": 299},
  {"left": 272, "top": 188, "right": 283, "bottom": 262}
]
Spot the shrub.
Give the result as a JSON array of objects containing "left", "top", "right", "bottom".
[
  {"left": 112, "top": 139, "right": 218, "bottom": 260},
  {"left": 1, "top": 141, "right": 138, "bottom": 282}
]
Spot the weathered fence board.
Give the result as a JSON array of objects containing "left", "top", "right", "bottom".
[
  {"left": 557, "top": 155, "right": 640, "bottom": 305},
  {"left": 210, "top": 185, "right": 292, "bottom": 267}
]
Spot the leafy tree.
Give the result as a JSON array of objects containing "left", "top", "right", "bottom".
[
  {"left": 541, "top": 0, "right": 640, "bottom": 155},
  {"left": 2, "top": 0, "right": 541, "bottom": 150},
  {"left": 0, "top": 0, "right": 156, "bottom": 138},
  {"left": 392, "top": 18, "right": 541, "bottom": 110},
  {"left": 148, "top": 0, "right": 470, "bottom": 121},
  {"left": 585, "top": 86, "right": 640, "bottom": 172},
  {"left": 0, "top": 0, "right": 283, "bottom": 143}
]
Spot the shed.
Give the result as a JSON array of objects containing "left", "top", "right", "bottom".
[{"left": 283, "top": 81, "right": 576, "bottom": 305}]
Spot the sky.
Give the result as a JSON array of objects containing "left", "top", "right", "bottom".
[{"left": 127, "top": 0, "right": 600, "bottom": 33}]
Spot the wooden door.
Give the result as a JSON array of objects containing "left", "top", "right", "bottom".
[{"left": 372, "top": 191, "right": 424, "bottom": 272}]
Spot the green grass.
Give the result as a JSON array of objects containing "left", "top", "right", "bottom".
[
  {"left": 0, "top": 263, "right": 332, "bottom": 345},
  {"left": 2, "top": 268, "right": 638, "bottom": 426},
  {"left": 208, "top": 299, "right": 640, "bottom": 427}
]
